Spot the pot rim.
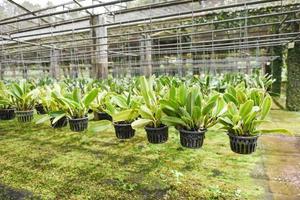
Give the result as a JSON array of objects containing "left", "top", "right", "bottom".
[
  {"left": 94, "top": 111, "right": 109, "bottom": 114},
  {"left": 15, "top": 110, "right": 34, "bottom": 113},
  {"left": 227, "top": 132, "right": 259, "bottom": 139},
  {"left": 50, "top": 116, "right": 67, "bottom": 120},
  {"left": 113, "top": 122, "right": 132, "bottom": 126},
  {"left": 145, "top": 124, "right": 167, "bottom": 131},
  {"left": 69, "top": 116, "right": 88, "bottom": 121},
  {"left": 0, "top": 108, "right": 15, "bottom": 111},
  {"left": 179, "top": 128, "right": 207, "bottom": 134}
]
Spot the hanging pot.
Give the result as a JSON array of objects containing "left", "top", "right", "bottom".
[
  {"left": 113, "top": 122, "right": 135, "bottom": 139},
  {"left": 50, "top": 116, "right": 68, "bottom": 128},
  {"left": 69, "top": 116, "right": 89, "bottom": 132},
  {"left": 228, "top": 133, "right": 259, "bottom": 154},
  {"left": 15, "top": 110, "right": 34, "bottom": 123},
  {"left": 93, "top": 111, "right": 112, "bottom": 121},
  {"left": 179, "top": 129, "right": 206, "bottom": 149},
  {"left": 35, "top": 104, "right": 47, "bottom": 115},
  {"left": 0, "top": 108, "right": 15, "bottom": 120},
  {"left": 145, "top": 125, "right": 168, "bottom": 144}
]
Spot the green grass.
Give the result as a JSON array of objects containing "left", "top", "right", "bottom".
[
  {"left": 265, "top": 110, "right": 300, "bottom": 136},
  {"left": 0, "top": 114, "right": 269, "bottom": 200}
]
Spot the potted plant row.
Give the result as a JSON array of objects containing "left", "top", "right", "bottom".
[
  {"left": 7, "top": 81, "right": 37, "bottom": 123},
  {"left": 0, "top": 82, "right": 15, "bottom": 120},
  {"left": 90, "top": 90, "right": 113, "bottom": 121},
  {"left": 219, "top": 85, "right": 290, "bottom": 154},
  {"left": 131, "top": 76, "right": 169, "bottom": 144},
  {"left": 51, "top": 87, "right": 98, "bottom": 132},
  {"left": 36, "top": 84, "right": 68, "bottom": 128},
  {"left": 161, "top": 84, "right": 226, "bottom": 149},
  {"left": 94, "top": 92, "right": 140, "bottom": 139}
]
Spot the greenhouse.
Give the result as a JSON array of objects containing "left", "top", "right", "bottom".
[{"left": 0, "top": 0, "right": 300, "bottom": 199}]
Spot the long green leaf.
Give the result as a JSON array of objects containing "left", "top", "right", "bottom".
[
  {"left": 131, "top": 119, "right": 153, "bottom": 129},
  {"left": 260, "top": 95, "right": 272, "bottom": 120},
  {"left": 83, "top": 88, "right": 98, "bottom": 108}
]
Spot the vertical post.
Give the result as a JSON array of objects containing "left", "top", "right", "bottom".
[
  {"left": 0, "top": 62, "right": 3, "bottom": 80},
  {"left": 70, "top": 64, "right": 78, "bottom": 79},
  {"left": 50, "top": 48, "right": 60, "bottom": 79},
  {"left": 22, "top": 65, "right": 28, "bottom": 79},
  {"left": 286, "top": 41, "right": 300, "bottom": 111},
  {"left": 140, "top": 34, "right": 152, "bottom": 77},
  {"left": 271, "top": 45, "right": 283, "bottom": 96},
  {"left": 90, "top": 15, "right": 108, "bottom": 79},
  {"left": 21, "top": 53, "right": 28, "bottom": 79}
]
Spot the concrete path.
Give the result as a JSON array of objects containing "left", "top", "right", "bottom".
[{"left": 259, "top": 135, "right": 300, "bottom": 200}]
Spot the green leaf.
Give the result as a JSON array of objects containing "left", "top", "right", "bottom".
[
  {"left": 112, "top": 109, "right": 134, "bottom": 122},
  {"left": 218, "top": 117, "right": 233, "bottom": 126},
  {"left": 236, "top": 90, "right": 247, "bottom": 104},
  {"left": 83, "top": 88, "right": 98, "bottom": 108},
  {"left": 169, "top": 86, "right": 176, "bottom": 99},
  {"left": 36, "top": 115, "right": 51, "bottom": 124},
  {"left": 186, "top": 92, "right": 193, "bottom": 115},
  {"left": 92, "top": 120, "right": 112, "bottom": 132},
  {"left": 52, "top": 113, "right": 66, "bottom": 125},
  {"left": 161, "top": 116, "right": 187, "bottom": 127},
  {"left": 202, "top": 101, "right": 215, "bottom": 116},
  {"left": 255, "top": 129, "right": 292, "bottom": 136},
  {"left": 139, "top": 105, "right": 154, "bottom": 120},
  {"left": 260, "top": 95, "right": 272, "bottom": 120},
  {"left": 73, "top": 88, "right": 81, "bottom": 103},
  {"left": 227, "top": 102, "right": 238, "bottom": 116},
  {"left": 178, "top": 85, "right": 187, "bottom": 106},
  {"left": 239, "top": 100, "right": 254, "bottom": 120},
  {"left": 112, "top": 95, "right": 128, "bottom": 109},
  {"left": 227, "top": 85, "right": 236, "bottom": 97},
  {"left": 223, "top": 93, "right": 238, "bottom": 105},
  {"left": 131, "top": 119, "right": 153, "bottom": 129},
  {"left": 160, "top": 99, "right": 179, "bottom": 113},
  {"left": 192, "top": 106, "right": 201, "bottom": 122}
]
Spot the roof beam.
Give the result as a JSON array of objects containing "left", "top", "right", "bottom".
[
  {"left": 0, "top": 35, "right": 61, "bottom": 50},
  {"left": 6, "top": 0, "right": 49, "bottom": 25},
  {"left": 73, "top": 0, "right": 93, "bottom": 16},
  {"left": 0, "top": 0, "right": 134, "bottom": 26}
]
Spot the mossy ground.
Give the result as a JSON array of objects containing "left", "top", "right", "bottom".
[{"left": 0, "top": 109, "right": 298, "bottom": 200}]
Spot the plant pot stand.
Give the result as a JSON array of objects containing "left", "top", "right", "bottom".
[
  {"left": 228, "top": 133, "right": 258, "bottom": 154},
  {"left": 0, "top": 108, "right": 15, "bottom": 120},
  {"left": 69, "top": 117, "right": 88, "bottom": 132},
  {"left": 179, "top": 129, "right": 206, "bottom": 149},
  {"left": 145, "top": 125, "right": 168, "bottom": 144},
  {"left": 113, "top": 122, "right": 135, "bottom": 139},
  {"left": 15, "top": 110, "right": 34, "bottom": 123}
]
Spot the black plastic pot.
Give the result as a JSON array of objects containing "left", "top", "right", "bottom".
[
  {"left": 113, "top": 122, "right": 135, "bottom": 139},
  {"left": 179, "top": 129, "right": 206, "bottom": 149},
  {"left": 69, "top": 117, "right": 88, "bottom": 132},
  {"left": 35, "top": 104, "right": 47, "bottom": 115},
  {"left": 50, "top": 117, "right": 68, "bottom": 128},
  {"left": 0, "top": 108, "right": 15, "bottom": 120},
  {"left": 145, "top": 125, "right": 168, "bottom": 144},
  {"left": 15, "top": 110, "right": 34, "bottom": 123},
  {"left": 93, "top": 111, "right": 112, "bottom": 121},
  {"left": 228, "top": 133, "right": 259, "bottom": 154}
]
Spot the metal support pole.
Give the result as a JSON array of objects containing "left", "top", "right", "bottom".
[
  {"left": 0, "top": 62, "right": 3, "bottom": 80},
  {"left": 91, "top": 15, "right": 108, "bottom": 79},
  {"left": 140, "top": 34, "right": 152, "bottom": 77},
  {"left": 50, "top": 48, "right": 60, "bottom": 79}
]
